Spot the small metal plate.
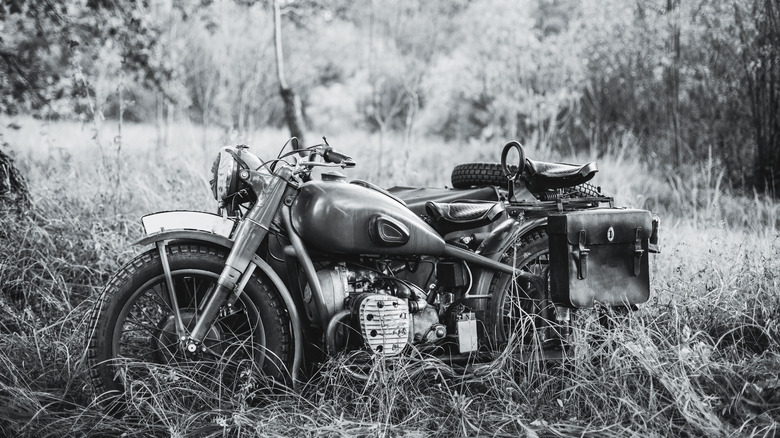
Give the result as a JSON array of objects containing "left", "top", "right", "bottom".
[{"left": 141, "top": 211, "right": 235, "bottom": 237}]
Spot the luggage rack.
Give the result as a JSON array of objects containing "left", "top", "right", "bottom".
[{"left": 506, "top": 196, "right": 614, "bottom": 217}]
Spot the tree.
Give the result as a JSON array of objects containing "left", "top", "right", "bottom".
[
  {"left": 0, "top": 148, "right": 29, "bottom": 210},
  {"left": 735, "top": 0, "right": 780, "bottom": 192},
  {"left": 665, "top": 0, "right": 682, "bottom": 166},
  {"left": 273, "top": 0, "right": 306, "bottom": 148},
  {"left": 0, "top": 0, "right": 70, "bottom": 116},
  {"left": 420, "top": 0, "right": 584, "bottom": 144}
]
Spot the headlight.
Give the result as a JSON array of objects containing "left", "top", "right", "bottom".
[{"left": 210, "top": 147, "right": 240, "bottom": 203}]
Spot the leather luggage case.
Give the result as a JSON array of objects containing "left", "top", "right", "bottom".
[{"left": 547, "top": 208, "right": 652, "bottom": 308}]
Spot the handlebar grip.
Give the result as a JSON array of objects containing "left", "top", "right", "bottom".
[
  {"left": 500, "top": 141, "right": 525, "bottom": 180},
  {"left": 323, "top": 148, "right": 356, "bottom": 168}
]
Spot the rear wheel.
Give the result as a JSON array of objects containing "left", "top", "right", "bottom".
[
  {"left": 487, "top": 229, "right": 552, "bottom": 346},
  {"left": 87, "top": 244, "right": 292, "bottom": 412}
]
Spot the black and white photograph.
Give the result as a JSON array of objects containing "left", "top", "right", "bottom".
[{"left": 0, "top": 0, "right": 778, "bottom": 436}]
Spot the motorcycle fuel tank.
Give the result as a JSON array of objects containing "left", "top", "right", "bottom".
[{"left": 291, "top": 180, "right": 446, "bottom": 256}]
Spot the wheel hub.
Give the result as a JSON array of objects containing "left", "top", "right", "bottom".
[{"left": 154, "top": 309, "right": 223, "bottom": 362}]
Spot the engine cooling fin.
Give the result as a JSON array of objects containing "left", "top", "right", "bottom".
[{"left": 353, "top": 294, "right": 410, "bottom": 356}]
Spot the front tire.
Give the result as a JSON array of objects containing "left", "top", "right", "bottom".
[{"left": 87, "top": 243, "right": 292, "bottom": 412}]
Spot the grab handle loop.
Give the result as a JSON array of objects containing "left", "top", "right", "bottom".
[{"left": 500, "top": 141, "right": 526, "bottom": 181}]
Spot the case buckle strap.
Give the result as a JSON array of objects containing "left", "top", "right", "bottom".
[
  {"left": 577, "top": 229, "right": 590, "bottom": 280},
  {"left": 634, "top": 228, "right": 645, "bottom": 276}
]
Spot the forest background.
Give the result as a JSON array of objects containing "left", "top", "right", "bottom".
[
  {"left": 1, "top": 0, "right": 778, "bottom": 191},
  {"left": 0, "top": 0, "right": 779, "bottom": 437}
]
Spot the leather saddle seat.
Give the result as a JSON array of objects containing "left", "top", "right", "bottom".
[
  {"left": 425, "top": 200, "right": 505, "bottom": 235},
  {"left": 524, "top": 159, "right": 598, "bottom": 191}
]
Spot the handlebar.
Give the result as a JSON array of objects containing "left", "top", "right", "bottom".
[
  {"left": 272, "top": 139, "right": 357, "bottom": 173},
  {"left": 323, "top": 147, "right": 355, "bottom": 168}
]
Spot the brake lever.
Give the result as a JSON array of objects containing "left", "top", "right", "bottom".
[{"left": 296, "top": 161, "right": 344, "bottom": 168}]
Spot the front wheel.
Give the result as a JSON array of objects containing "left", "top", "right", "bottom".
[{"left": 87, "top": 244, "right": 292, "bottom": 412}]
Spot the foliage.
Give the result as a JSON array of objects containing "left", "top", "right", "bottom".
[
  {"left": 0, "top": 0, "right": 170, "bottom": 119},
  {"left": 3, "top": 0, "right": 778, "bottom": 190}
]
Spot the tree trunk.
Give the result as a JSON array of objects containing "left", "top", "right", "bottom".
[
  {"left": 166, "top": 100, "right": 173, "bottom": 150},
  {"left": 280, "top": 87, "right": 305, "bottom": 146},
  {"left": 0, "top": 149, "right": 30, "bottom": 211},
  {"left": 156, "top": 92, "right": 164, "bottom": 149},
  {"left": 666, "top": 0, "right": 682, "bottom": 166},
  {"left": 273, "top": 0, "right": 305, "bottom": 149},
  {"left": 736, "top": 0, "right": 780, "bottom": 193}
]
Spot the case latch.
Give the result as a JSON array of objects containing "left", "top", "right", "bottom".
[
  {"left": 649, "top": 216, "right": 661, "bottom": 253},
  {"left": 576, "top": 229, "right": 590, "bottom": 280},
  {"left": 634, "top": 228, "right": 645, "bottom": 276}
]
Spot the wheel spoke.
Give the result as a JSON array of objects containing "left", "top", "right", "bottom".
[
  {"left": 123, "top": 316, "right": 159, "bottom": 336},
  {"left": 492, "top": 232, "right": 552, "bottom": 345},
  {"left": 111, "top": 270, "right": 267, "bottom": 389},
  {"left": 89, "top": 245, "right": 293, "bottom": 408}
]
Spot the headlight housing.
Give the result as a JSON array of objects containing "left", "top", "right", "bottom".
[{"left": 210, "top": 147, "right": 240, "bottom": 203}]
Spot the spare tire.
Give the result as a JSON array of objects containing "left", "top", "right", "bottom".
[
  {"left": 451, "top": 163, "right": 603, "bottom": 200},
  {"left": 451, "top": 163, "right": 518, "bottom": 189}
]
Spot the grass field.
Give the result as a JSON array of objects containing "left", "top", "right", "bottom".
[{"left": 1, "top": 116, "right": 778, "bottom": 437}]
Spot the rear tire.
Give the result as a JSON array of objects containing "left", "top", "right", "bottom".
[
  {"left": 487, "top": 229, "right": 551, "bottom": 346},
  {"left": 87, "top": 244, "right": 292, "bottom": 413}
]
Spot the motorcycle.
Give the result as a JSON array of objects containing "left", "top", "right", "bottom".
[{"left": 86, "top": 138, "right": 660, "bottom": 408}]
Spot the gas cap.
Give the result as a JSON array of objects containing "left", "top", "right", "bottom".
[{"left": 321, "top": 171, "right": 347, "bottom": 182}]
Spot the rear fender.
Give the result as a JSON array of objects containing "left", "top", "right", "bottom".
[
  {"left": 134, "top": 221, "right": 304, "bottom": 386},
  {"left": 468, "top": 217, "right": 547, "bottom": 298}
]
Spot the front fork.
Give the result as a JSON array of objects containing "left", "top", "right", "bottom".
[{"left": 167, "top": 175, "right": 291, "bottom": 354}]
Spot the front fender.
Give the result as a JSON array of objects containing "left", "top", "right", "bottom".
[
  {"left": 133, "top": 212, "right": 304, "bottom": 386},
  {"left": 135, "top": 229, "right": 235, "bottom": 248},
  {"left": 136, "top": 210, "right": 236, "bottom": 245}
]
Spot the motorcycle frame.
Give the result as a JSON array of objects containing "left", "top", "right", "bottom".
[{"left": 136, "top": 210, "right": 545, "bottom": 381}]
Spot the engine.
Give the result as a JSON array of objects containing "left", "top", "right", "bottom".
[{"left": 303, "top": 262, "right": 447, "bottom": 356}]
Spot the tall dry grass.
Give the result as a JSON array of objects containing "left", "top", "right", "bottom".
[{"left": 0, "top": 116, "right": 778, "bottom": 436}]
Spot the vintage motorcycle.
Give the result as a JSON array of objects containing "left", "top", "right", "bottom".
[{"left": 87, "top": 139, "right": 660, "bottom": 406}]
